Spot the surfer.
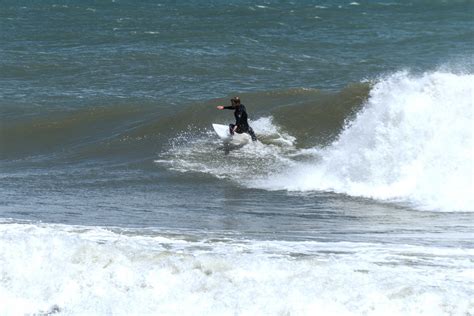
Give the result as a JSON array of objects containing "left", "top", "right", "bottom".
[{"left": 216, "top": 96, "right": 257, "bottom": 141}]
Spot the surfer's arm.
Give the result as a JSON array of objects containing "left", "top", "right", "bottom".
[{"left": 217, "top": 105, "right": 235, "bottom": 110}]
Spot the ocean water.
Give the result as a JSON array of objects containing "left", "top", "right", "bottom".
[{"left": 1, "top": 0, "right": 473, "bottom": 315}]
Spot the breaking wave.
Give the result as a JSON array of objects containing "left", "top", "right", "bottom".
[
  {"left": 2, "top": 68, "right": 472, "bottom": 212},
  {"left": 255, "top": 71, "right": 473, "bottom": 212},
  {"left": 160, "top": 71, "right": 474, "bottom": 212}
]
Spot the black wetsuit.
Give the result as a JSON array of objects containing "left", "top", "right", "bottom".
[{"left": 223, "top": 104, "right": 257, "bottom": 141}]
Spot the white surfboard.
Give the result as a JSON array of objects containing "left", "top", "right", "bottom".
[{"left": 212, "top": 124, "right": 251, "bottom": 145}]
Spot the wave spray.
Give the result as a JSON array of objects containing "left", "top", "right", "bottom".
[{"left": 257, "top": 71, "right": 473, "bottom": 212}]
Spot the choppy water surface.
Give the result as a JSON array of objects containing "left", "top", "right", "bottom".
[{"left": 1, "top": 1, "right": 473, "bottom": 315}]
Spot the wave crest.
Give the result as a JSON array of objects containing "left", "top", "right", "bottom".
[{"left": 254, "top": 71, "right": 474, "bottom": 212}]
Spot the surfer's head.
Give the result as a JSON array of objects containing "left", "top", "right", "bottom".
[{"left": 231, "top": 96, "right": 241, "bottom": 106}]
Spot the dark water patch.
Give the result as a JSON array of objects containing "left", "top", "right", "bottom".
[
  {"left": 273, "top": 83, "right": 370, "bottom": 146},
  {"left": 0, "top": 84, "right": 369, "bottom": 162},
  {"left": 0, "top": 103, "right": 159, "bottom": 160}
]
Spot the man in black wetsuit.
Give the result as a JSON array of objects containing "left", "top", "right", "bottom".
[{"left": 216, "top": 96, "right": 257, "bottom": 141}]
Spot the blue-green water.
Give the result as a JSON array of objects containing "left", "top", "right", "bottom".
[
  {"left": 0, "top": 1, "right": 473, "bottom": 314},
  {"left": 1, "top": 0, "right": 472, "bottom": 108}
]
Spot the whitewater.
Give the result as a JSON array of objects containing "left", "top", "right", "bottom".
[
  {"left": 254, "top": 71, "right": 474, "bottom": 212},
  {"left": 1, "top": 221, "right": 472, "bottom": 316},
  {"left": 161, "top": 71, "right": 473, "bottom": 213}
]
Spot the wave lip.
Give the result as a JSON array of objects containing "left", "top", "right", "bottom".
[{"left": 254, "top": 71, "right": 474, "bottom": 212}]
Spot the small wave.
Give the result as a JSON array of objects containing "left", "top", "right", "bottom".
[{"left": 1, "top": 85, "right": 367, "bottom": 162}]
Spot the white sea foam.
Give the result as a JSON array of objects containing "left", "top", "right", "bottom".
[
  {"left": 253, "top": 71, "right": 474, "bottom": 212},
  {"left": 0, "top": 223, "right": 472, "bottom": 315},
  {"left": 252, "top": 116, "right": 296, "bottom": 147},
  {"left": 156, "top": 116, "right": 298, "bottom": 180}
]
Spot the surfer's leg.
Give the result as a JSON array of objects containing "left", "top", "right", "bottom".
[
  {"left": 247, "top": 127, "right": 257, "bottom": 141},
  {"left": 229, "top": 124, "right": 235, "bottom": 135}
]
